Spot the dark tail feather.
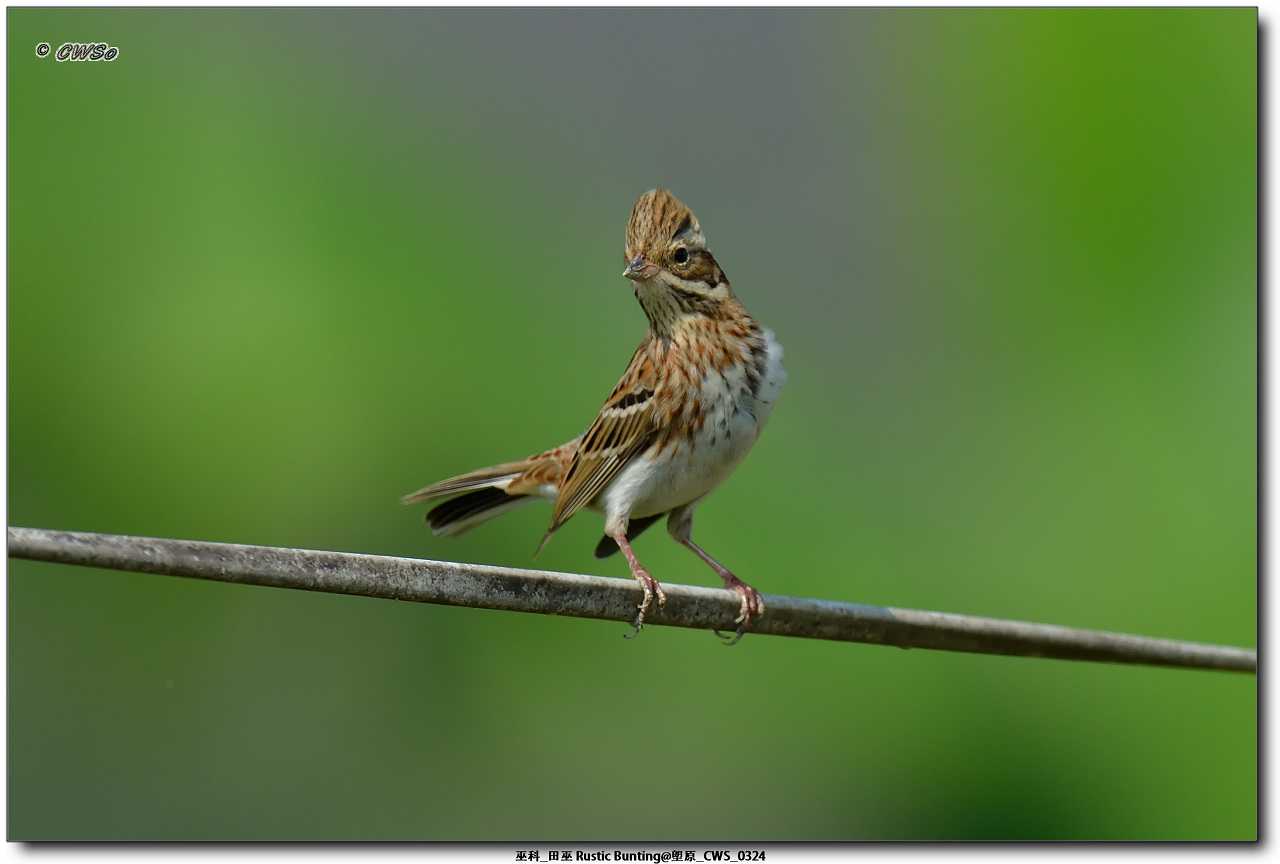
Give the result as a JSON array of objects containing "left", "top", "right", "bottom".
[
  {"left": 401, "top": 460, "right": 530, "bottom": 506},
  {"left": 427, "top": 487, "right": 535, "bottom": 537},
  {"left": 593, "top": 513, "right": 664, "bottom": 560}
]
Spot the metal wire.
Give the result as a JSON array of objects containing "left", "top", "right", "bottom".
[{"left": 7, "top": 526, "right": 1256, "bottom": 673}]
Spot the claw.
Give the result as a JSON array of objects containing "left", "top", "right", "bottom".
[
  {"left": 714, "top": 579, "right": 764, "bottom": 646},
  {"left": 674, "top": 535, "right": 764, "bottom": 646},
  {"left": 624, "top": 577, "right": 663, "bottom": 639}
]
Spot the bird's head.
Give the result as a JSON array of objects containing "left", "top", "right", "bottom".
[{"left": 622, "top": 189, "right": 737, "bottom": 332}]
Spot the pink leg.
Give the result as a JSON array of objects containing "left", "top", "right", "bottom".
[
  {"left": 679, "top": 537, "right": 765, "bottom": 645},
  {"left": 614, "top": 529, "right": 667, "bottom": 638}
]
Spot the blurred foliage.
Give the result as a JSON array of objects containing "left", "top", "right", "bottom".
[{"left": 8, "top": 8, "right": 1254, "bottom": 839}]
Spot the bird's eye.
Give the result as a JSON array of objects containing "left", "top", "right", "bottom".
[{"left": 672, "top": 247, "right": 689, "bottom": 265}]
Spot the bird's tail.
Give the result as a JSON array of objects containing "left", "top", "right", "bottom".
[{"left": 401, "top": 460, "right": 539, "bottom": 537}]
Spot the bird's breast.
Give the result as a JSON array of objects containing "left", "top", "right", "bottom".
[{"left": 598, "top": 325, "right": 785, "bottom": 520}]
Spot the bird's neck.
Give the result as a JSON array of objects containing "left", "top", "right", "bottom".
[{"left": 635, "top": 279, "right": 744, "bottom": 340}]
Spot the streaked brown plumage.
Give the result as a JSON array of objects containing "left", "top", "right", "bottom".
[{"left": 404, "top": 189, "right": 786, "bottom": 642}]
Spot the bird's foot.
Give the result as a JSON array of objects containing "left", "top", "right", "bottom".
[
  {"left": 624, "top": 566, "right": 667, "bottom": 639},
  {"left": 714, "top": 573, "right": 765, "bottom": 646}
]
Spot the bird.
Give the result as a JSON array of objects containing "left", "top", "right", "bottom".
[{"left": 403, "top": 189, "right": 786, "bottom": 643}]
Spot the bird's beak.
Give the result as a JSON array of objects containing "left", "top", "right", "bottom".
[{"left": 623, "top": 253, "right": 660, "bottom": 281}]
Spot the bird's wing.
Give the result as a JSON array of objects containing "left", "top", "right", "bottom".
[{"left": 538, "top": 336, "right": 666, "bottom": 551}]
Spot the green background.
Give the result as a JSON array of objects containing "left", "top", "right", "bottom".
[{"left": 8, "top": 8, "right": 1256, "bottom": 840}]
